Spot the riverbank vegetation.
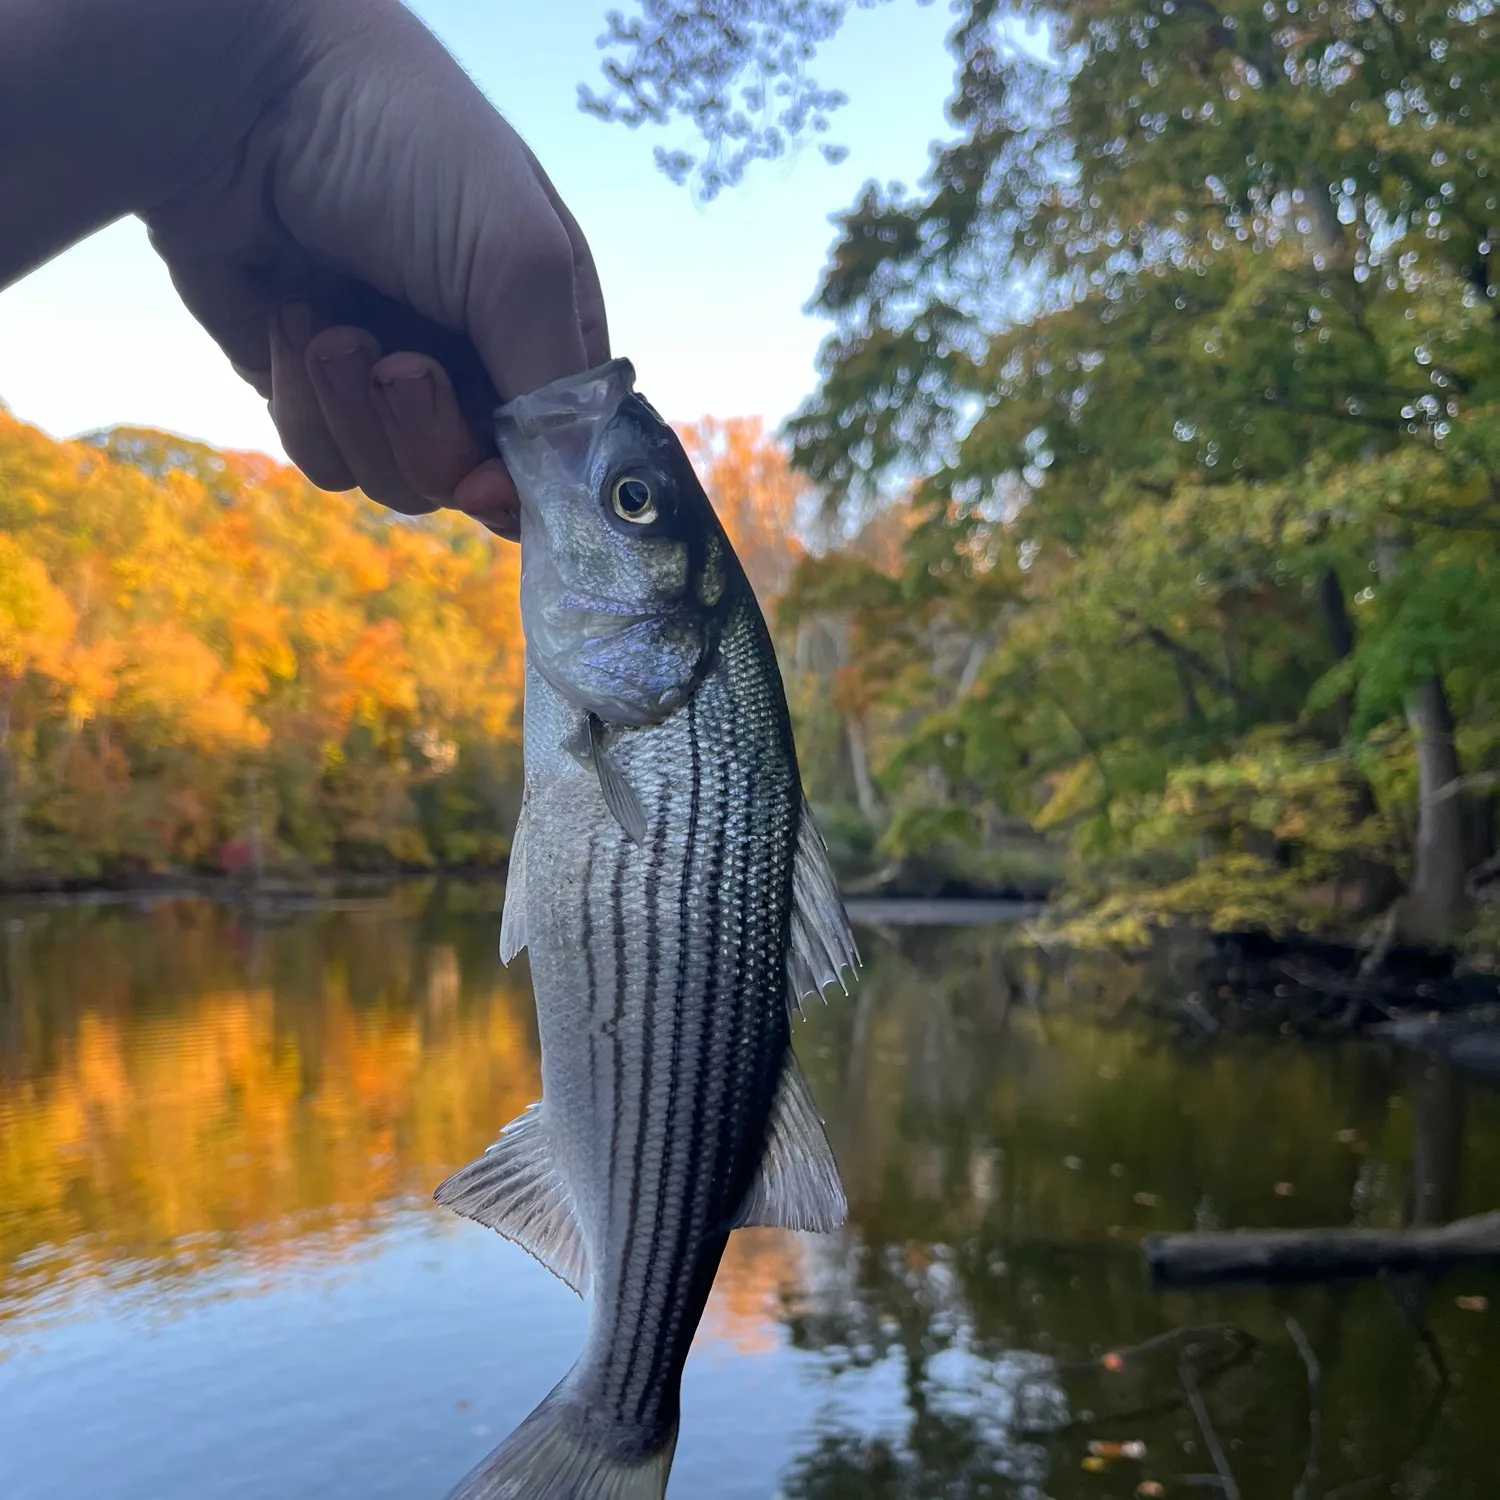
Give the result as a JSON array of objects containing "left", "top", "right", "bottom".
[
  {"left": 0, "top": 407, "right": 817, "bottom": 891},
  {"left": 0, "top": 413, "right": 527, "bottom": 882},
  {"left": 587, "top": 0, "right": 1500, "bottom": 959}
]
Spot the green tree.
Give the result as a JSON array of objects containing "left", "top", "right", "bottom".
[{"left": 590, "top": 0, "right": 1500, "bottom": 947}]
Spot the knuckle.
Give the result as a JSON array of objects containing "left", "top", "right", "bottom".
[{"left": 484, "top": 211, "right": 578, "bottom": 312}]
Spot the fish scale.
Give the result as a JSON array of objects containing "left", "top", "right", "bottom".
[
  {"left": 588, "top": 611, "right": 789, "bottom": 1436},
  {"left": 433, "top": 359, "right": 859, "bottom": 1500}
]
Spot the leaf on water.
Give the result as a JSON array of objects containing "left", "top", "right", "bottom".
[{"left": 1088, "top": 1440, "right": 1147, "bottom": 1461}]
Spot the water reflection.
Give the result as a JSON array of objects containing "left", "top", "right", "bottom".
[
  {"left": 0, "top": 886, "right": 540, "bottom": 1325},
  {"left": 2, "top": 891, "right": 1498, "bottom": 1498}
]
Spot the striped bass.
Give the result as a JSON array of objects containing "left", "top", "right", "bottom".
[{"left": 434, "top": 359, "right": 859, "bottom": 1500}]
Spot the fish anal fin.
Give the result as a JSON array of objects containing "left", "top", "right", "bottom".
[
  {"left": 434, "top": 1104, "right": 590, "bottom": 1296},
  {"left": 499, "top": 796, "right": 529, "bottom": 964},
  {"left": 731, "top": 1050, "right": 847, "bottom": 1234},
  {"left": 589, "top": 715, "right": 648, "bottom": 845},
  {"left": 786, "top": 797, "right": 861, "bottom": 1016}
]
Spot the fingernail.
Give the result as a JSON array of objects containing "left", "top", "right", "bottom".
[
  {"left": 473, "top": 504, "right": 521, "bottom": 541},
  {"left": 317, "top": 346, "right": 372, "bottom": 407},
  {"left": 279, "top": 299, "right": 315, "bottom": 351},
  {"left": 374, "top": 371, "right": 437, "bottom": 435}
]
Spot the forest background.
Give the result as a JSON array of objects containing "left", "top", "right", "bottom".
[{"left": 1, "top": 0, "right": 1497, "bottom": 958}]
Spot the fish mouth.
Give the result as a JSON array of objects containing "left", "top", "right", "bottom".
[
  {"left": 539, "top": 589, "right": 665, "bottom": 641},
  {"left": 494, "top": 359, "right": 638, "bottom": 515},
  {"left": 493, "top": 358, "right": 637, "bottom": 440}
]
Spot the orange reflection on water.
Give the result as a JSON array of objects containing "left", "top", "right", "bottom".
[
  {"left": 0, "top": 909, "right": 543, "bottom": 1320},
  {"left": 698, "top": 1229, "right": 807, "bottom": 1357},
  {"left": 1, "top": 900, "right": 812, "bottom": 1369}
]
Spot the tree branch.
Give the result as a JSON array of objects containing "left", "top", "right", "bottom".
[
  {"left": 1180, "top": 1354, "right": 1240, "bottom": 1500},
  {"left": 1115, "top": 608, "right": 1240, "bottom": 703},
  {"left": 1287, "top": 1317, "right": 1323, "bottom": 1500}
]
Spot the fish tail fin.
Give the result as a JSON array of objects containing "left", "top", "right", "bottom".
[{"left": 445, "top": 1380, "right": 676, "bottom": 1500}]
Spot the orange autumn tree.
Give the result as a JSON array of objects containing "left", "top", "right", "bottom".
[
  {"left": 0, "top": 404, "right": 832, "bottom": 887},
  {"left": 0, "top": 410, "right": 525, "bottom": 883},
  {"left": 679, "top": 416, "right": 806, "bottom": 606}
]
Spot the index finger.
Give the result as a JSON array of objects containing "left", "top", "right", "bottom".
[
  {"left": 516, "top": 143, "right": 611, "bottom": 369},
  {"left": 461, "top": 163, "right": 594, "bottom": 402}
]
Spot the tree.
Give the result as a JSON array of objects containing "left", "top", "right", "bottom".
[
  {"left": 679, "top": 414, "right": 808, "bottom": 603},
  {"left": 0, "top": 409, "right": 527, "bottom": 883},
  {"left": 590, "top": 0, "right": 1500, "bottom": 948}
]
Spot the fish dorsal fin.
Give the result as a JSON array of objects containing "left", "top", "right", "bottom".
[
  {"left": 730, "top": 1050, "right": 848, "bottom": 1234},
  {"left": 434, "top": 1104, "right": 590, "bottom": 1296},
  {"left": 786, "top": 797, "right": 861, "bottom": 1018},
  {"left": 589, "top": 715, "right": 648, "bottom": 845},
  {"left": 499, "top": 795, "right": 529, "bottom": 964}
]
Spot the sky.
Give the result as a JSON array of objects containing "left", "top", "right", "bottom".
[{"left": 0, "top": 0, "right": 962, "bottom": 459}]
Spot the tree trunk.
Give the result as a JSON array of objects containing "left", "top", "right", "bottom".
[
  {"left": 0, "top": 681, "right": 15, "bottom": 880},
  {"left": 1319, "top": 568, "right": 1356, "bottom": 661},
  {"left": 1175, "top": 659, "right": 1206, "bottom": 729},
  {"left": 844, "top": 714, "right": 883, "bottom": 828},
  {"left": 1144, "top": 1211, "right": 1500, "bottom": 1288},
  {"left": 1374, "top": 534, "right": 1469, "bottom": 943},
  {"left": 1404, "top": 673, "right": 1469, "bottom": 944},
  {"left": 1408, "top": 1056, "right": 1466, "bottom": 1230},
  {"left": 1318, "top": 567, "right": 1358, "bottom": 739}
]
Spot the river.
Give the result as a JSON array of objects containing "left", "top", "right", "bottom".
[{"left": 2, "top": 887, "right": 1498, "bottom": 1498}]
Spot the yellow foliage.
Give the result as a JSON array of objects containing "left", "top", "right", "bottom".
[
  {"left": 0, "top": 534, "right": 75, "bottom": 682},
  {"left": 679, "top": 417, "right": 807, "bottom": 604},
  {"left": 0, "top": 410, "right": 526, "bottom": 878}
]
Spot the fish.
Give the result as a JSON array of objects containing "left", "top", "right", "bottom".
[{"left": 433, "top": 358, "right": 859, "bottom": 1500}]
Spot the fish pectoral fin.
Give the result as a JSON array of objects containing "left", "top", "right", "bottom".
[
  {"left": 786, "top": 796, "right": 861, "bottom": 1018},
  {"left": 499, "top": 795, "right": 529, "bottom": 963},
  {"left": 730, "top": 1050, "right": 848, "bottom": 1234},
  {"left": 589, "top": 715, "right": 648, "bottom": 845},
  {"left": 433, "top": 1103, "right": 591, "bottom": 1296}
]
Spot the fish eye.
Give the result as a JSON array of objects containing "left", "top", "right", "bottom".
[{"left": 612, "top": 475, "right": 658, "bottom": 525}]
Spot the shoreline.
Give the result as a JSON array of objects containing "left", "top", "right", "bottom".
[
  {"left": 0, "top": 865, "right": 1055, "bottom": 909},
  {"left": 5, "top": 873, "right": 1497, "bottom": 1083}
]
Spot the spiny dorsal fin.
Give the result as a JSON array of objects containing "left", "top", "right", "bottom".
[
  {"left": 786, "top": 797, "right": 861, "bottom": 1018},
  {"left": 589, "top": 715, "right": 648, "bottom": 845},
  {"left": 434, "top": 1104, "right": 590, "bottom": 1296},
  {"left": 730, "top": 1049, "right": 847, "bottom": 1234},
  {"left": 499, "top": 795, "right": 529, "bottom": 964}
]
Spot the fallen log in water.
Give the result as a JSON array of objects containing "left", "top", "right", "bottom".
[{"left": 1144, "top": 1211, "right": 1500, "bottom": 1288}]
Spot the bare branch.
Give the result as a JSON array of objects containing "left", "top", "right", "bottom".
[
  {"left": 1287, "top": 1317, "right": 1323, "bottom": 1500},
  {"left": 1429, "top": 770, "right": 1500, "bottom": 804},
  {"left": 1180, "top": 1355, "right": 1240, "bottom": 1500}
]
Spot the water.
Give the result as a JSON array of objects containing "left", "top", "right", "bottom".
[{"left": 2, "top": 889, "right": 1499, "bottom": 1500}]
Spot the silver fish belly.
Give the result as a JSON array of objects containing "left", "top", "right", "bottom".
[{"left": 434, "top": 360, "right": 858, "bottom": 1500}]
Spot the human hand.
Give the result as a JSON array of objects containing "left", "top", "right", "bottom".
[
  {"left": 1, "top": 0, "right": 607, "bottom": 539},
  {"left": 154, "top": 0, "right": 609, "bottom": 538}
]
